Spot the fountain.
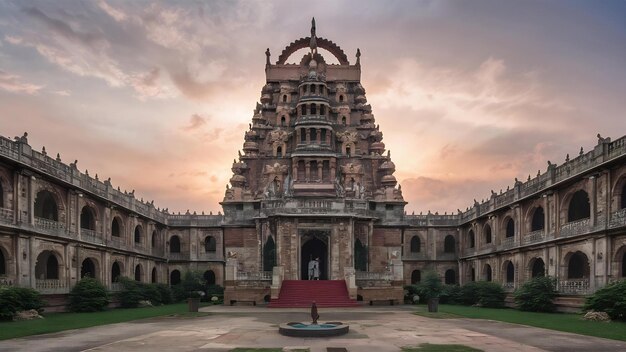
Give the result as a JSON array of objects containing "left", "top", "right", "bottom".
[{"left": 278, "top": 302, "right": 350, "bottom": 337}]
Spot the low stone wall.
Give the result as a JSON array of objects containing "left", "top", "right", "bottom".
[
  {"left": 357, "top": 286, "right": 403, "bottom": 305},
  {"left": 224, "top": 284, "right": 270, "bottom": 306}
]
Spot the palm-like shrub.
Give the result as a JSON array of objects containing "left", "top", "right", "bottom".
[
  {"left": 584, "top": 280, "right": 626, "bottom": 321},
  {"left": 514, "top": 276, "right": 557, "bottom": 312},
  {"left": 69, "top": 277, "right": 109, "bottom": 312}
]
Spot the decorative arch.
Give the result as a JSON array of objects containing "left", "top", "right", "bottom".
[
  {"left": 342, "top": 142, "right": 355, "bottom": 156},
  {"left": 502, "top": 260, "right": 515, "bottom": 283},
  {"left": 410, "top": 235, "right": 421, "bottom": 253},
  {"left": 80, "top": 257, "right": 98, "bottom": 279},
  {"left": 134, "top": 264, "right": 143, "bottom": 282},
  {"left": 80, "top": 205, "right": 97, "bottom": 230},
  {"left": 567, "top": 190, "right": 590, "bottom": 222},
  {"left": 111, "top": 261, "right": 122, "bottom": 282},
  {"left": 468, "top": 230, "right": 475, "bottom": 248},
  {"left": 0, "top": 245, "right": 7, "bottom": 276},
  {"left": 276, "top": 37, "right": 349, "bottom": 65},
  {"left": 263, "top": 236, "right": 276, "bottom": 271},
  {"left": 111, "top": 216, "right": 124, "bottom": 237},
  {"left": 151, "top": 230, "right": 158, "bottom": 248},
  {"left": 610, "top": 173, "right": 626, "bottom": 210},
  {"left": 444, "top": 235, "right": 456, "bottom": 253},
  {"left": 411, "top": 270, "right": 421, "bottom": 284},
  {"left": 531, "top": 206, "right": 545, "bottom": 231},
  {"left": 504, "top": 217, "right": 515, "bottom": 238},
  {"left": 35, "top": 250, "right": 63, "bottom": 280},
  {"left": 134, "top": 225, "right": 143, "bottom": 244},
  {"left": 483, "top": 224, "right": 492, "bottom": 244},
  {"left": 0, "top": 170, "right": 13, "bottom": 209},
  {"left": 204, "top": 270, "right": 216, "bottom": 285},
  {"left": 483, "top": 263, "right": 492, "bottom": 281},
  {"left": 34, "top": 190, "right": 59, "bottom": 221},
  {"left": 614, "top": 244, "right": 626, "bottom": 278},
  {"left": 444, "top": 269, "right": 456, "bottom": 284},
  {"left": 169, "top": 235, "right": 181, "bottom": 253},
  {"left": 354, "top": 238, "right": 367, "bottom": 272},
  {"left": 170, "top": 269, "right": 181, "bottom": 285},
  {"left": 151, "top": 267, "right": 157, "bottom": 283},
  {"left": 529, "top": 257, "right": 546, "bottom": 278},
  {"left": 565, "top": 251, "right": 590, "bottom": 279},
  {"left": 204, "top": 236, "right": 216, "bottom": 253}
]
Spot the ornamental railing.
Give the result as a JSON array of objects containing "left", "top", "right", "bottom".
[
  {"left": 558, "top": 278, "right": 590, "bottom": 295},
  {"left": 609, "top": 208, "right": 626, "bottom": 229},
  {"left": 0, "top": 208, "right": 13, "bottom": 224},
  {"left": 35, "top": 279, "right": 68, "bottom": 293},
  {"left": 355, "top": 271, "right": 393, "bottom": 287},
  {"left": 502, "top": 282, "right": 515, "bottom": 291},
  {"left": 523, "top": 230, "right": 545, "bottom": 245},
  {"left": 81, "top": 228, "right": 104, "bottom": 245},
  {"left": 167, "top": 252, "right": 189, "bottom": 261},
  {"left": 560, "top": 218, "right": 591, "bottom": 237},
  {"left": 500, "top": 236, "right": 515, "bottom": 249},
  {"left": 34, "top": 217, "right": 65, "bottom": 231},
  {"left": 108, "top": 236, "right": 124, "bottom": 248},
  {"left": 236, "top": 271, "right": 272, "bottom": 281}
]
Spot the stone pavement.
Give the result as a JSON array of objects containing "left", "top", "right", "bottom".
[{"left": 1, "top": 306, "right": 625, "bottom": 352}]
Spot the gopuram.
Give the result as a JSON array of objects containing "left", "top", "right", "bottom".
[{"left": 0, "top": 19, "right": 625, "bottom": 309}]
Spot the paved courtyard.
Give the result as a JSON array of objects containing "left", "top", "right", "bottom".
[{"left": 1, "top": 306, "right": 625, "bottom": 352}]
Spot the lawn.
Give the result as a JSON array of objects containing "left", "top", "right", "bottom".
[
  {"left": 415, "top": 304, "right": 626, "bottom": 342},
  {"left": 401, "top": 344, "right": 482, "bottom": 352},
  {"left": 0, "top": 303, "right": 209, "bottom": 340}
]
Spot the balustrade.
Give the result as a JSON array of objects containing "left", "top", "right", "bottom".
[
  {"left": 558, "top": 278, "right": 590, "bottom": 295},
  {"left": 500, "top": 236, "right": 515, "bottom": 249},
  {"left": 35, "top": 279, "right": 68, "bottom": 293},
  {"left": 560, "top": 218, "right": 591, "bottom": 237},
  {"left": 523, "top": 230, "right": 545, "bottom": 245},
  {"left": 236, "top": 271, "right": 272, "bottom": 281},
  {"left": 167, "top": 252, "right": 189, "bottom": 261},
  {"left": 502, "top": 282, "right": 514, "bottom": 291},
  {"left": 0, "top": 208, "right": 13, "bottom": 224},
  {"left": 81, "top": 228, "right": 104, "bottom": 245}
]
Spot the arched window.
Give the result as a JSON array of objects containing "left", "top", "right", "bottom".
[
  {"left": 567, "top": 251, "right": 589, "bottom": 279},
  {"left": 80, "top": 206, "right": 96, "bottom": 230},
  {"left": 320, "top": 105, "right": 326, "bottom": 115},
  {"left": 310, "top": 129, "right": 317, "bottom": 142},
  {"left": 354, "top": 239, "right": 367, "bottom": 271},
  {"left": 531, "top": 258, "right": 545, "bottom": 278},
  {"left": 311, "top": 104, "right": 317, "bottom": 115},
  {"left": 111, "top": 262, "right": 121, "bottom": 283},
  {"left": 505, "top": 218, "right": 515, "bottom": 238},
  {"left": 282, "top": 94, "right": 287, "bottom": 103},
  {"left": 300, "top": 105, "right": 306, "bottom": 116},
  {"left": 276, "top": 146, "right": 283, "bottom": 157},
  {"left": 339, "top": 95, "right": 344, "bottom": 103},
  {"left": 484, "top": 224, "right": 492, "bottom": 244},
  {"left": 204, "top": 236, "right": 216, "bottom": 253},
  {"left": 0, "top": 181, "right": 4, "bottom": 208},
  {"left": 531, "top": 207, "right": 545, "bottom": 231},
  {"left": 0, "top": 248, "right": 6, "bottom": 276},
  {"left": 445, "top": 269, "right": 456, "bottom": 284},
  {"left": 151, "top": 231, "right": 157, "bottom": 248},
  {"left": 112, "top": 217, "right": 122, "bottom": 237},
  {"left": 346, "top": 146, "right": 351, "bottom": 157},
  {"left": 341, "top": 116, "right": 347, "bottom": 125},
  {"left": 280, "top": 116, "right": 286, "bottom": 126},
  {"left": 81, "top": 258, "right": 96, "bottom": 278},
  {"left": 134, "top": 264, "right": 142, "bottom": 282},
  {"left": 621, "top": 183, "right": 626, "bottom": 209},
  {"left": 263, "top": 236, "right": 276, "bottom": 271},
  {"left": 504, "top": 262, "right": 515, "bottom": 283},
  {"left": 470, "top": 267, "right": 476, "bottom": 281},
  {"left": 568, "top": 190, "right": 590, "bottom": 222},
  {"left": 35, "top": 251, "right": 59, "bottom": 280},
  {"left": 151, "top": 267, "right": 157, "bottom": 283},
  {"left": 468, "top": 230, "right": 475, "bottom": 248},
  {"left": 34, "top": 190, "right": 58, "bottom": 221},
  {"left": 204, "top": 270, "right": 216, "bottom": 285},
  {"left": 411, "top": 270, "right": 421, "bottom": 284},
  {"left": 410, "top": 236, "right": 421, "bottom": 253},
  {"left": 134, "top": 225, "right": 142, "bottom": 244},
  {"left": 484, "top": 264, "right": 492, "bottom": 281},
  {"left": 622, "top": 252, "right": 626, "bottom": 278},
  {"left": 170, "top": 235, "right": 181, "bottom": 253},
  {"left": 312, "top": 85, "right": 317, "bottom": 94},
  {"left": 170, "top": 270, "right": 181, "bottom": 285},
  {"left": 444, "top": 235, "right": 455, "bottom": 253}
]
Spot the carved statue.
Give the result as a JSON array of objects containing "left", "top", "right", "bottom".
[{"left": 265, "top": 48, "right": 271, "bottom": 66}]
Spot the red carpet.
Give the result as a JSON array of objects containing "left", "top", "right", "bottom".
[{"left": 268, "top": 280, "right": 359, "bottom": 308}]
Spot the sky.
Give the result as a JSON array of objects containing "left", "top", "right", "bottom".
[{"left": 1, "top": 0, "right": 625, "bottom": 215}]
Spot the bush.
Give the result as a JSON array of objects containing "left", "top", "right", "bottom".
[
  {"left": 420, "top": 271, "right": 442, "bottom": 300},
  {"left": 439, "top": 285, "right": 462, "bottom": 304},
  {"left": 584, "top": 280, "right": 626, "bottom": 321},
  {"left": 153, "top": 283, "right": 173, "bottom": 305},
  {"left": 117, "top": 277, "right": 144, "bottom": 308},
  {"left": 404, "top": 284, "right": 425, "bottom": 304},
  {"left": 171, "top": 270, "right": 208, "bottom": 302},
  {"left": 460, "top": 281, "right": 506, "bottom": 308},
  {"left": 514, "top": 276, "right": 557, "bottom": 312},
  {"left": 69, "top": 277, "right": 109, "bottom": 312},
  {"left": 0, "top": 286, "right": 45, "bottom": 320}
]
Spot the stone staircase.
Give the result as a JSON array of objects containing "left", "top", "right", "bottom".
[{"left": 268, "top": 280, "right": 359, "bottom": 308}]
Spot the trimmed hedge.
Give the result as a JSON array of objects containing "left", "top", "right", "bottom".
[
  {"left": 0, "top": 286, "right": 44, "bottom": 320},
  {"left": 117, "top": 277, "right": 174, "bottom": 308},
  {"left": 514, "top": 276, "right": 557, "bottom": 312},
  {"left": 584, "top": 280, "right": 626, "bottom": 321},
  {"left": 69, "top": 277, "right": 109, "bottom": 312}
]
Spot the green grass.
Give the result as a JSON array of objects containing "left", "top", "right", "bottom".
[
  {"left": 0, "top": 303, "right": 209, "bottom": 340},
  {"left": 402, "top": 344, "right": 482, "bottom": 352},
  {"left": 415, "top": 304, "right": 626, "bottom": 341},
  {"left": 229, "top": 349, "right": 284, "bottom": 352}
]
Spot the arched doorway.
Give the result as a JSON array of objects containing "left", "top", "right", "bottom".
[
  {"left": 300, "top": 232, "right": 328, "bottom": 280},
  {"left": 411, "top": 270, "right": 421, "bottom": 284},
  {"left": 35, "top": 250, "right": 59, "bottom": 280},
  {"left": 263, "top": 236, "right": 276, "bottom": 271},
  {"left": 134, "top": 264, "right": 142, "bottom": 282},
  {"left": 170, "top": 269, "right": 181, "bottom": 285},
  {"left": 111, "top": 262, "right": 121, "bottom": 282},
  {"left": 354, "top": 239, "right": 367, "bottom": 272},
  {"left": 151, "top": 267, "right": 157, "bottom": 283},
  {"left": 80, "top": 258, "right": 96, "bottom": 279},
  {"left": 567, "top": 251, "right": 589, "bottom": 279},
  {"left": 204, "top": 270, "right": 216, "bottom": 285},
  {"left": 0, "top": 248, "right": 6, "bottom": 276},
  {"left": 531, "top": 258, "right": 545, "bottom": 278},
  {"left": 445, "top": 269, "right": 456, "bottom": 284},
  {"left": 484, "top": 264, "right": 492, "bottom": 281}
]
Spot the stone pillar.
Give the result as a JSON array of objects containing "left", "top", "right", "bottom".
[
  {"left": 543, "top": 194, "right": 549, "bottom": 235},
  {"left": 225, "top": 258, "right": 238, "bottom": 281},
  {"left": 306, "top": 128, "right": 311, "bottom": 143},
  {"left": 316, "top": 129, "right": 321, "bottom": 144},
  {"left": 343, "top": 267, "right": 357, "bottom": 299},
  {"left": 317, "top": 160, "right": 323, "bottom": 181},
  {"left": 29, "top": 175, "right": 35, "bottom": 225},
  {"left": 271, "top": 265, "right": 284, "bottom": 299},
  {"left": 325, "top": 129, "right": 331, "bottom": 145},
  {"left": 590, "top": 175, "right": 597, "bottom": 226},
  {"left": 305, "top": 161, "right": 310, "bottom": 181}
]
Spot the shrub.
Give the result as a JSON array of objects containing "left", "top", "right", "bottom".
[
  {"left": 153, "top": 283, "right": 173, "bottom": 305},
  {"left": 117, "top": 277, "right": 144, "bottom": 308},
  {"left": 439, "top": 285, "right": 462, "bottom": 304},
  {"left": 460, "top": 281, "right": 506, "bottom": 308},
  {"left": 514, "top": 276, "right": 557, "bottom": 312},
  {"left": 584, "top": 280, "right": 626, "bottom": 321},
  {"left": 171, "top": 270, "right": 208, "bottom": 302},
  {"left": 69, "top": 277, "right": 109, "bottom": 312},
  {"left": 420, "top": 271, "right": 442, "bottom": 300},
  {"left": 404, "top": 284, "right": 424, "bottom": 304},
  {"left": 0, "top": 286, "right": 44, "bottom": 320}
]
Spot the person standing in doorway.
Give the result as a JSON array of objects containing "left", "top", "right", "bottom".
[
  {"left": 308, "top": 257, "right": 316, "bottom": 280},
  {"left": 313, "top": 257, "right": 320, "bottom": 280}
]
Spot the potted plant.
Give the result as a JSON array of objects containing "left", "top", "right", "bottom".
[
  {"left": 187, "top": 291, "right": 204, "bottom": 312},
  {"left": 422, "top": 271, "right": 442, "bottom": 312}
]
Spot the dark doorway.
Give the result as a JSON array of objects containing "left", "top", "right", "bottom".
[
  {"left": 531, "top": 258, "right": 545, "bottom": 278},
  {"left": 111, "top": 262, "right": 121, "bottom": 282},
  {"left": 300, "top": 232, "right": 328, "bottom": 280},
  {"left": 531, "top": 207, "right": 545, "bottom": 231},
  {"left": 81, "top": 258, "right": 96, "bottom": 278},
  {"left": 263, "top": 236, "right": 276, "bottom": 271},
  {"left": 411, "top": 270, "right": 421, "bottom": 284},
  {"left": 567, "top": 251, "right": 589, "bottom": 279},
  {"left": 354, "top": 239, "right": 367, "bottom": 272},
  {"left": 204, "top": 270, "right": 216, "bottom": 285}
]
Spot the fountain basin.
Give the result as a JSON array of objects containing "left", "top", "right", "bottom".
[{"left": 278, "top": 322, "right": 350, "bottom": 337}]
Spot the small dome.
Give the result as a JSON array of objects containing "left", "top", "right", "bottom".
[
  {"left": 381, "top": 174, "right": 397, "bottom": 184},
  {"left": 230, "top": 174, "right": 246, "bottom": 187},
  {"left": 243, "top": 141, "right": 259, "bottom": 151},
  {"left": 355, "top": 95, "right": 366, "bottom": 104},
  {"left": 371, "top": 141, "right": 385, "bottom": 151},
  {"left": 380, "top": 160, "right": 396, "bottom": 170}
]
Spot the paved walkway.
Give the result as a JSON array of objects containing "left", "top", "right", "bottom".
[{"left": 1, "top": 306, "right": 625, "bottom": 352}]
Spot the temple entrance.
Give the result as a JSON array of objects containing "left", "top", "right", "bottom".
[{"left": 300, "top": 231, "right": 329, "bottom": 280}]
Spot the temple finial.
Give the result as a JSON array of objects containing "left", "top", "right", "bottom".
[
  {"left": 309, "top": 17, "right": 317, "bottom": 53},
  {"left": 356, "top": 48, "right": 361, "bottom": 66}
]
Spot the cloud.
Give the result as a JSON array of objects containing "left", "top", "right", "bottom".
[
  {"left": 97, "top": 0, "right": 127, "bottom": 22},
  {"left": 0, "top": 69, "right": 43, "bottom": 94},
  {"left": 182, "top": 114, "right": 208, "bottom": 131}
]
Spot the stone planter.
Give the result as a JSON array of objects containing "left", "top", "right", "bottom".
[
  {"left": 427, "top": 297, "right": 439, "bottom": 313},
  {"left": 187, "top": 297, "right": 200, "bottom": 312}
]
